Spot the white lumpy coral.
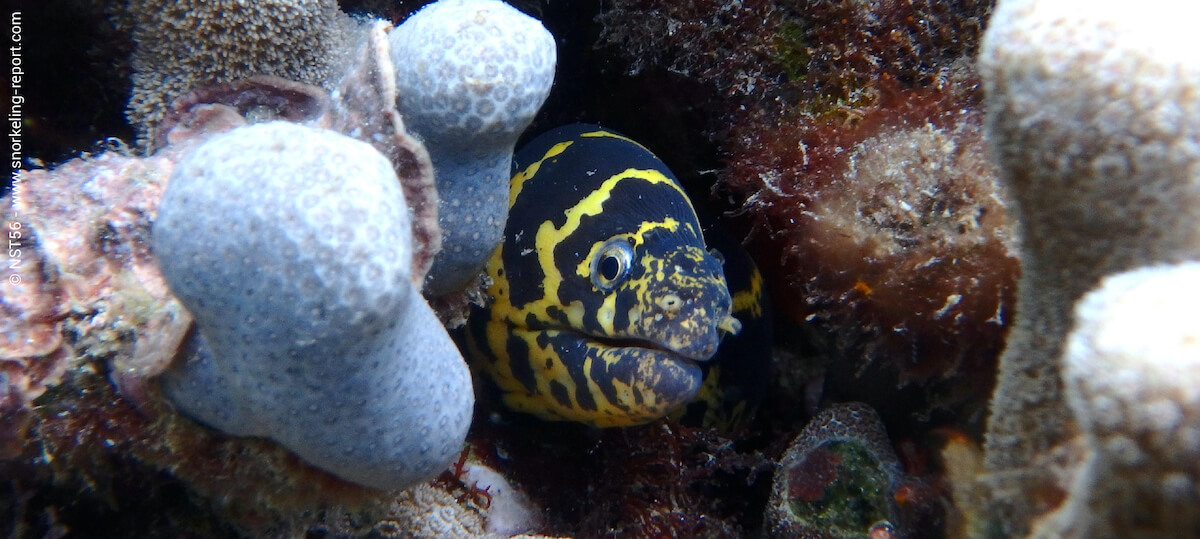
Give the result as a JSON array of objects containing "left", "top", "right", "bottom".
[
  {"left": 152, "top": 122, "right": 474, "bottom": 490},
  {"left": 388, "top": 0, "right": 557, "bottom": 295},
  {"left": 979, "top": 0, "right": 1200, "bottom": 534},
  {"left": 1056, "top": 263, "right": 1200, "bottom": 537}
]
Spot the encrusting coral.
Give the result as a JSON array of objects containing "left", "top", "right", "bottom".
[
  {"left": 389, "top": 0, "right": 557, "bottom": 296},
  {"left": 153, "top": 121, "right": 474, "bottom": 491},
  {"left": 978, "top": 0, "right": 1200, "bottom": 535}
]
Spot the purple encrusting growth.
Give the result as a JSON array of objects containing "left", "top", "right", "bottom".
[
  {"left": 388, "top": 0, "right": 556, "bottom": 295},
  {"left": 152, "top": 122, "right": 474, "bottom": 490}
]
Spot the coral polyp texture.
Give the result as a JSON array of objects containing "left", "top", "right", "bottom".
[
  {"left": 119, "top": 0, "right": 356, "bottom": 146},
  {"left": 978, "top": 0, "right": 1200, "bottom": 535},
  {"left": 388, "top": 0, "right": 557, "bottom": 295},
  {"left": 153, "top": 122, "right": 474, "bottom": 490}
]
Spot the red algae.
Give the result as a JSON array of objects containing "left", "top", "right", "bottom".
[
  {"left": 725, "top": 79, "right": 1017, "bottom": 420},
  {"left": 602, "top": 0, "right": 1011, "bottom": 425},
  {"left": 788, "top": 445, "right": 842, "bottom": 501}
]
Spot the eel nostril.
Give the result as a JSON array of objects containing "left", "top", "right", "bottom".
[{"left": 657, "top": 294, "right": 683, "bottom": 315}]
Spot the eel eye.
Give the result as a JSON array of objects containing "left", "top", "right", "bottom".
[{"left": 591, "top": 237, "right": 635, "bottom": 292}]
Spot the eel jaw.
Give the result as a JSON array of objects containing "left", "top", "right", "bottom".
[{"left": 573, "top": 332, "right": 706, "bottom": 426}]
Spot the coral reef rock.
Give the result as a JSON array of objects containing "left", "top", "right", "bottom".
[
  {"left": 765, "top": 402, "right": 913, "bottom": 538},
  {"left": 2, "top": 148, "right": 184, "bottom": 458},
  {"left": 978, "top": 0, "right": 1200, "bottom": 535},
  {"left": 154, "top": 121, "right": 474, "bottom": 491},
  {"left": 389, "top": 0, "right": 557, "bottom": 295}
]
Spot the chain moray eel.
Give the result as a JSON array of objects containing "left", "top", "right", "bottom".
[{"left": 466, "top": 124, "right": 743, "bottom": 427}]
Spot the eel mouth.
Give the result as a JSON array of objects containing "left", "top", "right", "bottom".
[
  {"left": 585, "top": 333, "right": 698, "bottom": 362},
  {"left": 580, "top": 321, "right": 730, "bottom": 363},
  {"left": 572, "top": 331, "right": 707, "bottom": 414}
]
